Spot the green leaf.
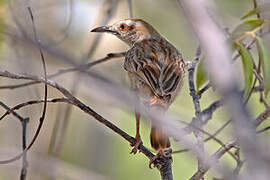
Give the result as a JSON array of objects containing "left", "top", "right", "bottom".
[
  {"left": 241, "top": 4, "right": 270, "bottom": 20},
  {"left": 231, "top": 18, "right": 264, "bottom": 40},
  {"left": 195, "top": 59, "right": 208, "bottom": 92},
  {"left": 241, "top": 8, "right": 261, "bottom": 20},
  {"left": 235, "top": 43, "right": 254, "bottom": 99},
  {"left": 256, "top": 37, "right": 270, "bottom": 97}
]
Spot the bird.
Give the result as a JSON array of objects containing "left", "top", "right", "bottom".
[{"left": 91, "top": 19, "right": 185, "bottom": 168}]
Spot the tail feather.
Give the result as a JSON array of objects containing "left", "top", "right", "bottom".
[
  {"left": 149, "top": 104, "right": 170, "bottom": 151},
  {"left": 150, "top": 124, "right": 170, "bottom": 151}
]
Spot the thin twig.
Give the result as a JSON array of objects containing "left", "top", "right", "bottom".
[
  {"left": 256, "top": 126, "right": 270, "bottom": 134},
  {"left": 26, "top": 5, "right": 48, "bottom": 154},
  {"left": 20, "top": 118, "right": 28, "bottom": 180},
  {"left": 188, "top": 47, "right": 201, "bottom": 116},
  {"left": 0, "top": 52, "right": 126, "bottom": 90},
  {"left": 188, "top": 46, "right": 205, "bottom": 179},
  {"left": 0, "top": 101, "right": 25, "bottom": 122},
  {"left": 0, "top": 98, "right": 70, "bottom": 121},
  {"left": 197, "top": 83, "right": 211, "bottom": 98}
]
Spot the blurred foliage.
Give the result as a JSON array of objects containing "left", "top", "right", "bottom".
[
  {"left": 231, "top": 18, "right": 264, "bottom": 40},
  {"left": 235, "top": 43, "right": 254, "bottom": 99},
  {"left": 257, "top": 37, "right": 270, "bottom": 97},
  {"left": 241, "top": 3, "right": 270, "bottom": 19}
]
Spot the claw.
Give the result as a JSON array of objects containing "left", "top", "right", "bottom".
[
  {"left": 130, "top": 136, "right": 142, "bottom": 154},
  {"left": 149, "top": 149, "right": 172, "bottom": 169}
]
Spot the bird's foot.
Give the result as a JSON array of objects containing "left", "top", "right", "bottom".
[
  {"left": 149, "top": 148, "right": 172, "bottom": 169},
  {"left": 130, "top": 135, "right": 142, "bottom": 154}
]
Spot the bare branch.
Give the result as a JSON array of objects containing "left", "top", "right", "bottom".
[
  {"left": 0, "top": 101, "right": 25, "bottom": 122},
  {"left": 0, "top": 52, "right": 126, "bottom": 90},
  {"left": 26, "top": 5, "right": 48, "bottom": 154},
  {"left": 20, "top": 118, "right": 28, "bottom": 180}
]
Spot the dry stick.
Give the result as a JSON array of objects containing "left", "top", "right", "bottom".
[
  {"left": 256, "top": 125, "right": 270, "bottom": 134},
  {"left": 0, "top": 98, "right": 70, "bottom": 121},
  {"left": 24, "top": 5, "right": 48, "bottom": 154},
  {"left": 0, "top": 101, "right": 25, "bottom": 122},
  {"left": 197, "top": 83, "right": 211, "bottom": 98},
  {"left": 49, "top": 0, "right": 119, "bottom": 156},
  {"left": 0, "top": 52, "right": 126, "bottom": 90},
  {"left": 20, "top": 118, "right": 28, "bottom": 180},
  {"left": 188, "top": 47, "right": 205, "bottom": 179}
]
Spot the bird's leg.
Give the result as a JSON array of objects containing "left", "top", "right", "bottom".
[
  {"left": 149, "top": 148, "right": 172, "bottom": 169},
  {"left": 130, "top": 110, "right": 143, "bottom": 154}
]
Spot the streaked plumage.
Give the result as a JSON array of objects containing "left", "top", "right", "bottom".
[{"left": 91, "top": 19, "right": 185, "bottom": 166}]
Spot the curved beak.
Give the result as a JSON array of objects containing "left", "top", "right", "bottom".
[
  {"left": 91, "top": 25, "right": 110, "bottom": 33},
  {"left": 91, "top": 25, "right": 120, "bottom": 36}
]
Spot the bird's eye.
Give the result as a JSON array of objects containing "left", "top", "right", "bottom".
[{"left": 120, "top": 23, "right": 126, "bottom": 30}]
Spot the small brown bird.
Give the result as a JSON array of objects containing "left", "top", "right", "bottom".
[{"left": 91, "top": 19, "right": 185, "bottom": 167}]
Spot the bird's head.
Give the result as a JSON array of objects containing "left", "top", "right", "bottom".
[{"left": 91, "top": 19, "right": 159, "bottom": 46}]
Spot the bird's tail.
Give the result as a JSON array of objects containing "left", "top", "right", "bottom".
[{"left": 150, "top": 104, "right": 170, "bottom": 151}]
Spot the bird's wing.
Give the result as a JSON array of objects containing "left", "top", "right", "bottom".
[{"left": 124, "top": 39, "right": 185, "bottom": 100}]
